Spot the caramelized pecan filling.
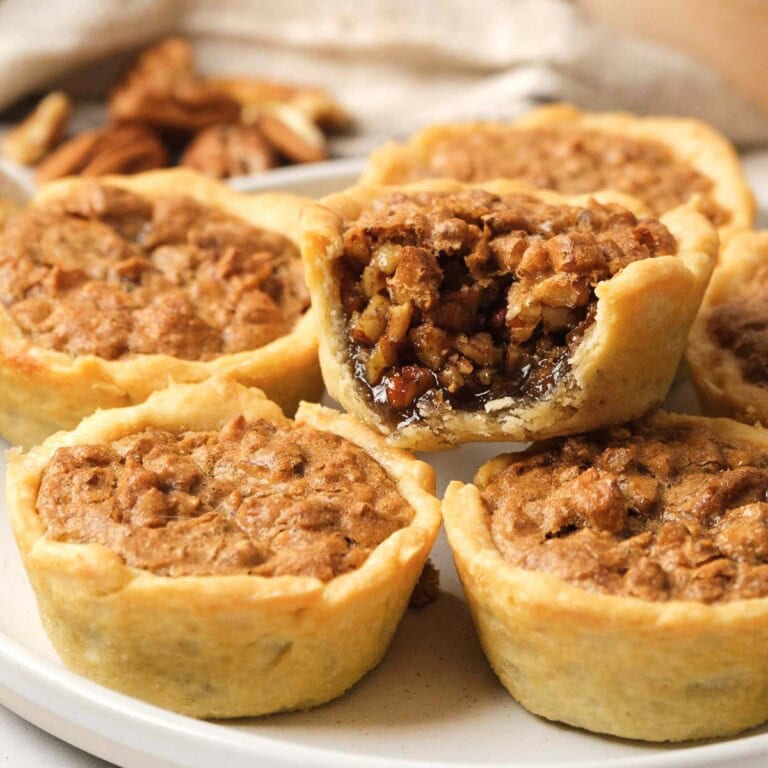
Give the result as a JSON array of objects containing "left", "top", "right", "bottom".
[
  {"left": 397, "top": 127, "right": 729, "bottom": 225},
  {"left": 0, "top": 183, "right": 308, "bottom": 360},
  {"left": 482, "top": 421, "right": 768, "bottom": 602},
  {"left": 36, "top": 416, "right": 412, "bottom": 579},
  {"left": 339, "top": 190, "right": 676, "bottom": 425},
  {"left": 708, "top": 291, "right": 768, "bottom": 385}
]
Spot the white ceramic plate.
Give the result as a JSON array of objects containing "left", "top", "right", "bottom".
[{"left": 3, "top": 156, "right": 768, "bottom": 768}]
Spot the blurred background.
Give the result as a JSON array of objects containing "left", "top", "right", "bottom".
[{"left": 0, "top": 0, "right": 766, "bottom": 161}]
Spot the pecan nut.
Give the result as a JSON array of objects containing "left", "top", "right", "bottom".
[
  {"left": 108, "top": 38, "right": 240, "bottom": 131},
  {"left": 207, "top": 76, "right": 351, "bottom": 130},
  {"left": 180, "top": 124, "right": 277, "bottom": 178},
  {"left": 2, "top": 91, "right": 71, "bottom": 166},
  {"left": 251, "top": 103, "right": 328, "bottom": 164},
  {"left": 35, "top": 124, "right": 167, "bottom": 184}
]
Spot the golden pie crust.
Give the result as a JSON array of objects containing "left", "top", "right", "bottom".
[
  {"left": 362, "top": 103, "right": 754, "bottom": 241},
  {"left": 687, "top": 230, "right": 768, "bottom": 422},
  {"left": 6, "top": 376, "right": 441, "bottom": 718},
  {"left": 442, "top": 412, "right": 768, "bottom": 742},
  {"left": 300, "top": 179, "right": 717, "bottom": 450},
  {"left": 0, "top": 168, "right": 322, "bottom": 448}
]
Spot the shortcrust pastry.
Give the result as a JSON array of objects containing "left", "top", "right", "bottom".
[
  {"left": 443, "top": 412, "right": 768, "bottom": 741},
  {"left": 687, "top": 231, "right": 768, "bottom": 422},
  {"left": 300, "top": 179, "right": 716, "bottom": 449},
  {"left": 362, "top": 104, "right": 754, "bottom": 240},
  {"left": 0, "top": 169, "right": 321, "bottom": 447},
  {"left": 6, "top": 377, "right": 441, "bottom": 717}
]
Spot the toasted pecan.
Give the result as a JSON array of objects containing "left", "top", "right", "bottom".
[
  {"left": 208, "top": 76, "right": 351, "bottom": 130},
  {"left": 180, "top": 123, "right": 277, "bottom": 178},
  {"left": 35, "top": 124, "right": 167, "bottom": 183},
  {"left": 253, "top": 103, "right": 327, "bottom": 164},
  {"left": 108, "top": 38, "right": 240, "bottom": 131},
  {"left": 3, "top": 91, "right": 71, "bottom": 166}
]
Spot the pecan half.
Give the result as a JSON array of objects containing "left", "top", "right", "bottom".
[
  {"left": 35, "top": 124, "right": 168, "bottom": 183},
  {"left": 2, "top": 91, "right": 71, "bottom": 165},
  {"left": 252, "top": 103, "right": 327, "bottom": 164},
  {"left": 108, "top": 38, "right": 240, "bottom": 131},
  {"left": 207, "top": 76, "right": 351, "bottom": 130},
  {"left": 180, "top": 124, "right": 277, "bottom": 178}
]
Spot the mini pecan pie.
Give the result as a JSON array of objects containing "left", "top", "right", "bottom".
[
  {"left": 443, "top": 412, "right": 768, "bottom": 741},
  {"left": 362, "top": 104, "right": 754, "bottom": 240},
  {"left": 0, "top": 168, "right": 321, "bottom": 447},
  {"left": 301, "top": 180, "right": 716, "bottom": 449},
  {"left": 687, "top": 231, "right": 768, "bottom": 422},
  {"left": 6, "top": 377, "right": 441, "bottom": 717}
]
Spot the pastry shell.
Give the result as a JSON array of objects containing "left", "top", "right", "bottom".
[
  {"left": 5, "top": 376, "right": 441, "bottom": 718},
  {"left": 687, "top": 230, "right": 768, "bottom": 422},
  {"left": 0, "top": 168, "right": 322, "bottom": 449},
  {"left": 300, "top": 178, "right": 717, "bottom": 450},
  {"left": 362, "top": 103, "right": 754, "bottom": 241},
  {"left": 442, "top": 411, "right": 768, "bottom": 742}
]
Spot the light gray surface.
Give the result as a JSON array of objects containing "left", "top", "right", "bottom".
[
  {"left": 2, "top": 151, "right": 768, "bottom": 768},
  {"left": 0, "top": 706, "right": 114, "bottom": 768}
]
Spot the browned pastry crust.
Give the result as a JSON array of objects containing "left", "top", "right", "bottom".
[
  {"left": 0, "top": 169, "right": 321, "bottom": 448},
  {"left": 687, "top": 230, "right": 768, "bottom": 421},
  {"left": 362, "top": 104, "right": 754, "bottom": 241},
  {"left": 443, "top": 411, "right": 768, "bottom": 741},
  {"left": 300, "top": 178, "right": 717, "bottom": 449},
  {"left": 7, "top": 377, "right": 441, "bottom": 717}
]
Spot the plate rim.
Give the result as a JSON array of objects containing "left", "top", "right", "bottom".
[{"left": 4, "top": 627, "right": 768, "bottom": 768}]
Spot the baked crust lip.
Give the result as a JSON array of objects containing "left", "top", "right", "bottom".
[
  {"left": 687, "top": 230, "right": 768, "bottom": 422},
  {"left": 361, "top": 103, "right": 754, "bottom": 241},
  {"left": 5, "top": 376, "right": 441, "bottom": 718},
  {"left": 300, "top": 178, "right": 717, "bottom": 450},
  {"left": 0, "top": 168, "right": 322, "bottom": 449},
  {"left": 442, "top": 411, "right": 768, "bottom": 742}
]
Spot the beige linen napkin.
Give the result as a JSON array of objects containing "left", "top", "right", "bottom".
[{"left": 0, "top": 0, "right": 766, "bottom": 154}]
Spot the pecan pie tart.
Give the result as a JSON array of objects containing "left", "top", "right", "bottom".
[
  {"left": 300, "top": 179, "right": 716, "bottom": 449},
  {"left": 6, "top": 377, "right": 441, "bottom": 717},
  {"left": 687, "top": 230, "right": 768, "bottom": 422},
  {"left": 0, "top": 168, "right": 321, "bottom": 447},
  {"left": 362, "top": 104, "right": 753, "bottom": 240},
  {"left": 443, "top": 412, "right": 768, "bottom": 741}
]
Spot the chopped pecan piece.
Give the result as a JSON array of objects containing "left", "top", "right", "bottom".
[
  {"left": 387, "top": 246, "right": 442, "bottom": 311},
  {"left": 410, "top": 324, "right": 449, "bottom": 371},
  {"left": 35, "top": 124, "right": 168, "bottom": 184},
  {"left": 340, "top": 191, "right": 676, "bottom": 420},
  {"left": 386, "top": 365, "right": 433, "bottom": 410},
  {"left": 350, "top": 295, "right": 389, "bottom": 345},
  {"left": 3, "top": 91, "right": 71, "bottom": 166}
]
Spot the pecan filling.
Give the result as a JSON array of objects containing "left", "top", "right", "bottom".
[
  {"left": 0, "top": 183, "right": 309, "bottom": 360},
  {"left": 400, "top": 127, "right": 729, "bottom": 225},
  {"left": 36, "top": 416, "right": 412, "bottom": 580},
  {"left": 339, "top": 191, "right": 676, "bottom": 425},
  {"left": 482, "top": 421, "right": 768, "bottom": 602},
  {"left": 707, "top": 291, "right": 768, "bottom": 385}
]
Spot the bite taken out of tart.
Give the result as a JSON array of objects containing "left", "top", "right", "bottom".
[{"left": 300, "top": 179, "right": 717, "bottom": 449}]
